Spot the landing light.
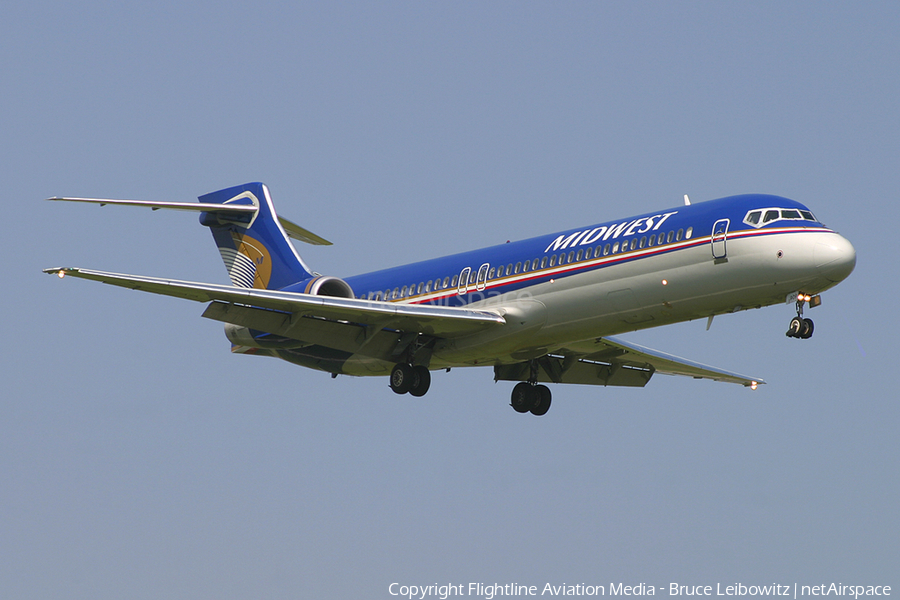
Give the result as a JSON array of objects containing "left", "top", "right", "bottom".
[
  {"left": 57, "top": 270, "right": 65, "bottom": 279},
  {"left": 750, "top": 381, "right": 758, "bottom": 390},
  {"left": 662, "top": 279, "right": 668, "bottom": 286}
]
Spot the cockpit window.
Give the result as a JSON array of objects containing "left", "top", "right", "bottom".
[{"left": 744, "top": 207, "right": 819, "bottom": 228}]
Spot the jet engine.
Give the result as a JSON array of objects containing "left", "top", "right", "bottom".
[{"left": 302, "top": 275, "right": 355, "bottom": 298}]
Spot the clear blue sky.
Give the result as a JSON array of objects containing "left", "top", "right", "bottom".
[{"left": 4, "top": 2, "right": 898, "bottom": 597}]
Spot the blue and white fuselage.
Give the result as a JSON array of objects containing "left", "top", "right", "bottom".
[
  {"left": 288, "top": 194, "right": 854, "bottom": 371},
  {"left": 45, "top": 185, "right": 856, "bottom": 415}
]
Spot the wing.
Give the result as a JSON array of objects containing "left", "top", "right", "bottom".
[
  {"left": 494, "top": 335, "right": 763, "bottom": 388},
  {"left": 43, "top": 267, "right": 504, "bottom": 339}
]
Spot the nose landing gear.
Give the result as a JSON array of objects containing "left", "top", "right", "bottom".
[
  {"left": 787, "top": 316, "right": 814, "bottom": 339},
  {"left": 786, "top": 293, "right": 818, "bottom": 339}
]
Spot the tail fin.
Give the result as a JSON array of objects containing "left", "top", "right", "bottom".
[{"left": 198, "top": 183, "right": 315, "bottom": 290}]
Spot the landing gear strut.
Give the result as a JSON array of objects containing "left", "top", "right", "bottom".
[
  {"left": 390, "top": 363, "right": 431, "bottom": 396},
  {"left": 786, "top": 294, "right": 816, "bottom": 339}
]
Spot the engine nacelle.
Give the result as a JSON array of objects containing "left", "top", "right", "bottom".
[{"left": 302, "top": 275, "right": 355, "bottom": 298}]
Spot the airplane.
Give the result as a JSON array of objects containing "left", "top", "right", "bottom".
[{"left": 44, "top": 182, "right": 856, "bottom": 415}]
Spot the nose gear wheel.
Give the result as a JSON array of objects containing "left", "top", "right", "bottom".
[{"left": 786, "top": 296, "right": 815, "bottom": 339}]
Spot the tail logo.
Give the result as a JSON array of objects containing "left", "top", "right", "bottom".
[{"left": 218, "top": 232, "right": 272, "bottom": 289}]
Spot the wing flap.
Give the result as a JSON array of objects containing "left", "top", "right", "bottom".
[
  {"left": 44, "top": 267, "right": 505, "bottom": 338},
  {"left": 581, "top": 336, "right": 764, "bottom": 386},
  {"left": 494, "top": 336, "right": 763, "bottom": 388}
]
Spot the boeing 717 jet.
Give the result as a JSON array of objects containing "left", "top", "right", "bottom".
[{"left": 44, "top": 182, "right": 856, "bottom": 415}]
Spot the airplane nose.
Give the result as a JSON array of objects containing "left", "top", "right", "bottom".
[{"left": 814, "top": 234, "right": 856, "bottom": 283}]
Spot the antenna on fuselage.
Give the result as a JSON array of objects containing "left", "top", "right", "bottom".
[{"left": 684, "top": 194, "right": 691, "bottom": 206}]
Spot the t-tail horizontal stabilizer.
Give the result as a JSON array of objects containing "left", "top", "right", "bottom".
[
  {"left": 47, "top": 192, "right": 332, "bottom": 246},
  {"left": 48, "top": 183, "right": 331, "bottom": 291}
]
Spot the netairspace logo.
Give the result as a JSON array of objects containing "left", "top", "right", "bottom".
[{"left": 387, "top": 583, "right": 892, "bottom": 600}]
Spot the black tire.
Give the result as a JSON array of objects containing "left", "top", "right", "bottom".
[
  {"left": 800, "top": 318, "right": 814, "bottom": 339},
  {"left": 530, "top": 385, "right": 552, "bottom": 416},
  {"left": 511, "top": 382, "right": 536, "bottom": 413},
  {"left": 409, "top": 366, "right": 431, "bottom": 397},
  {"left": 786, "top": 316, "right": 803, "bottom": 338},
  {"left": 390, "top": 363, "right": 414, "bottom": 394}
]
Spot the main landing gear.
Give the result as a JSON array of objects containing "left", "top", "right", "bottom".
[
  {"left": 786, "top": 293, "right": 818, "bottom": 339},
  {"left": 508, "top": 359, "right": 552, "bottom": 415},
  {"left": 510, "top": 382, "right": 552, "bottom": 416},
  {"left": 390, "top": 363, "right": 431, "bottom": 397}
]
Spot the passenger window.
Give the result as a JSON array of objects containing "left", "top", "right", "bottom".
[
  {"left": 442, "top": 277, "right": 450, "bottom": 288},
  {"left": 425, "top": 281, "right": 432, "bottom": 293},
  {"left": 612, "top": 242, "right": 619, "bottom": 253},
  {"left": 685, "top": 226, "right": 693, "bottom": 239},
  {"left": 667, "top": 231, "right": 674, "bottom": 243},
  {"left": 676, "top": 229, "right": 684, "bottom": 241},
  {"left": 639, "top": 236, "right": 647, "bottom": 248},
  {"left": 567, "top": 251, "right": 575, "bottom": 263},
  {"left": 417, "top": 283, "right": 424, "bottom": 294},
  {"left": 559, "top": 252, "right": 566, "bottom": 264},
  {"left": 595, "top": 246, "right": 603, "bottom": 258},
  {"left": 451, "top": 275, "right": 458, "bottom": 287},
  {"left": 514, "top": 262, "right": 521, "bottom": 274},
  {"left": 763, "top": 210, "right": 779, "bottom": 223},
  {"left": 522, "top": 260, "right": 530, "bottom": 272},
  {"left": 630, "top": 239, "right": 637, "bottom": 250},
  {"left": 400, "top": 286, "right": 408, "bottom": 297},
  {"left": 504, "top": 264, "right": 511, "bottom": 276},
  {"left": 488, "top": 267, "right": 495, "bottom": 279},
  {"left": 549, "top": 255, "right": 557, "bottom": 267},
  {"left": 541, "top": 256, "right": 548, "bottom": 268},
  {"left": 603, "top": 243, "right": 610, "bottom": 255},
  {"left": 392, "top": 288, "right": 399, "bottom": 299},
  {"left": 576, "top": 249, "right": 583, "bottom": 261}
]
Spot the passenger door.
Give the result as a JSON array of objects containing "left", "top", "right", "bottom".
[
  {"left": 457, "top": 266, "right": 471, "bottom": 295},
  {"left": 711, "top": 218, "right": 729, "bottom": 259}
]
